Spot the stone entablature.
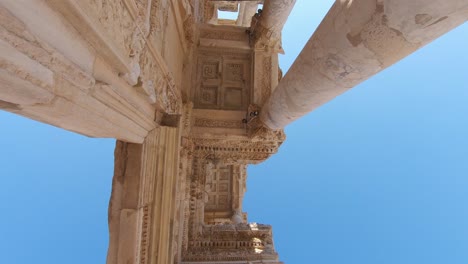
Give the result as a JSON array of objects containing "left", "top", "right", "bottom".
[
  {"left": 192, "top": 136, "right": 284, "bottom": 164},
  {"left": 182, "top": 223, "right": 281, "bottom": 263}
]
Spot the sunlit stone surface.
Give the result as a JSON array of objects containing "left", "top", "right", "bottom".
[{"left": 1, "top": 0, "right": 466, "bottom": 263}]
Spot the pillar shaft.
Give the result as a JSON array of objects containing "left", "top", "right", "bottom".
[
  {"left": 255, "top": 0, "right": 296, "bottom": 41},
  {"left": 237, "top": 2, "right": 259, "bottom": 27},
  {"left": 261, "top": 0, "right": 468, "bottom": 129},
  {"left": 108, "top": 126, "right": 181, "bottom": 264}
]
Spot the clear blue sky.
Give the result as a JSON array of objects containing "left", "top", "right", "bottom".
[{"left": 1, "top": 1, "right": 467, "bottom": 263}]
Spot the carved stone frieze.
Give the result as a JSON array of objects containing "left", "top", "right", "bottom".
[
  {"left": 180, "top": 0, "right": 195, "bottom": 44},
  {"left": 192, "top": 137, "right": 282, "bottom": 164},
  {"left": 137, "top": 45, "right": 181, "bottom": 114},
  {"left": 121, "top": 0, "right": 163, "bottom": 86},
  {"left": 149, "top": 0, "right": 169, "bottom": 52},
  {"left": 80, "top": 0, "right": 134, "bottom": 57},
  {"left": 182, "top": 103, "right": 194, "bottom": 136},
  {"left": 199, "top": 27, "right": 248, "bottom": 42},
  {"left": 217, "top": 2, "right": 239, "bottom": 12},
  {"left": 138, "top": 47, "right": 162, "bottom": 103},
  {"left": 194, "top": 118, "right": 244, "bottom": 129},
  {"left": 74, "top": 0, "right": 182, "bottom": 114},
  {"left": 182, "top": 223, "right": 280, "bottom": 263},
  {"left": 203, "top": 0, "right": 217, "bottom": 23},
  {"left": 261, "top": 56, "right": 273, "bottom": 105}
]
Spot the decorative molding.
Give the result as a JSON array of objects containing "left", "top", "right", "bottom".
[
  {"left": 182, "top": 223, "right": 280, "bottom": 263},
  {"left": 137, "top": 205, "right": 151, "bottom": 264},
  {"left": 261, "top": 56, "right": 272, "bottom": 106},
  {"left": 192, "top": 138, "right": 282, "bottom": 164},
  {"left": 199, "top": 25, "right": 249, "bottom": 42},
  {"left": 194, "top": 118, "right": 244, "bottom": 129},
  {"left": 169, "top": 0, "right": 190, "bottom": 54}
]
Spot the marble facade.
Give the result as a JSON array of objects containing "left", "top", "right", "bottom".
[{"left": 1, "top": 0, "right": 466, "bottom": 263}]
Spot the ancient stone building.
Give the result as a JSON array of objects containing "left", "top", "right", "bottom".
[{"left": 0, "top": 0, "right": 466, "bottom": 263}]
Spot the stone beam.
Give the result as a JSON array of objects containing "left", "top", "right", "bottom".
[
  {"left": 261, "top": 0, "right": 468, "bottom": 129},
  {"left": 0, "top": 1, "right": 156, "bottom": 143}
]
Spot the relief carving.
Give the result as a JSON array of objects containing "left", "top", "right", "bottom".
[
  {"left": 193, "top": 138, "right": 283, "bottom": 164},
  {"left": 81, "top": 0, "right": 134, "bottom": 58},
  {"left": 199, "top": 30, "right": 247, "bottom": 41},
  {"left": 182, "top": 103, "right": 193, "bottom": 136},
  {"left": 181, "top": 0, "right": 195, "bottom": 43},
  {"left": 78, "top": 0, "right": 156, "bottom": 86},
  {"left": 225, "top": 63, "right": 243, "bottom": 82},
  {"left": 138, "top": 47, "right": 161, "bottom": 103},
  {"left": 138, "top": 42, "right": 181, "bottom": 114},
  {"left": 194, "top": 118, "right": 244, "bottom": 129},
  {"left": 196, "top": 54, "right": 250, "bottom": 111},
  {"left": 261, "top": 56, "right": 272, "bottom": 106},
  {"left": 217, "top": 2, "right": 239, "bottom": 12},
  {"left": 203, "top": 0, "right": 217, "bottom": 23},
  {"left": 182, "top": 223, "right": 279, "bottom": 262},
  {"left": 149, "top": 0, "right": 169, "bottom": 52},
  {"left": 202, "top": 62, "right": 219, "bottom": 79},
  {"left": 122, "top": 0, "right": 152, "bottom": 85}
]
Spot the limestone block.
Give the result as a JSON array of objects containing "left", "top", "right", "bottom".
[
  {"left": 0, "top": 39, "right": 54, "bottom": 105},
  {"left": 117, "top": 209, "right": 138, "bottom": 264},
  {"left": 2, "top": 0, "right": 95, "bottom": 73}
]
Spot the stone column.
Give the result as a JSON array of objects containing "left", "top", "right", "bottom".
[
  {"left": 254, "top": 0, "right": 296, "bottom": 43},
  {"left": 260, "top": 0, "right": 296, "bottom": 34},
  {"left": 237, "top": 2, "right": 259, "bottom": 27},
  {"left": 261, "top": 0, "right": 468, "bottom": 129}
]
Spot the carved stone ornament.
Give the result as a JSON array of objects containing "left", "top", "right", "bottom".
[
  {"left": 217, "top": 2, "right": 239, "bottom": 12},
  {"left": 182, "top": 223, "right": 280, "bottom": 262}
]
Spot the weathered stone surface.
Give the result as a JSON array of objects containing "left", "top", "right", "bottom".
[
  {"left": 261, "top": 0, "right": 468, "bottom": 129},
  {"left": 2, "top": 0, "right": 464, "bottom": 263}
]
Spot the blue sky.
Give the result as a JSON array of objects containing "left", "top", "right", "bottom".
[{"left": 1, "top": 1, "right": 467, "bottom": 264}]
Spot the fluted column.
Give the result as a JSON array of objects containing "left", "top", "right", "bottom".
[{"left": 261, "top": 0, "right": 468, "bottom": 129}]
